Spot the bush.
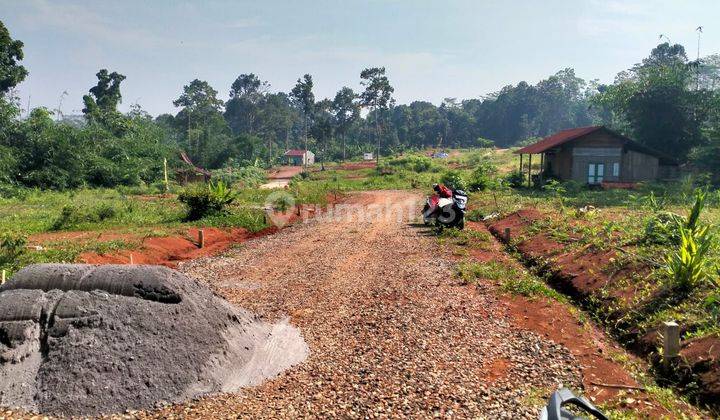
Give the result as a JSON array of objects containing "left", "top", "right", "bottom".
[
  {"left": 0, "top": 234, "right": 26, "bottom": 272},
  {"left": 467, "top": 161, "right": 497, "bottom": 191},
  {"left": 665, "top": 225, "right": 714, "bottom": 291},
  {"left": 49, "top": 203, "right": 122, "bottom": 231},
  {"left": 210, "top": 166, "right": 267, "bottom": 188},
  {"left": 440, "top": 170, "right": 467, "bottom": 191},
  {"left": 388, "top": 155, "right": 435, "bottom": 172},
  {"left": 504, "top": 170, "right": 525, "bottom": 188},
  {"left": 178, "top": 180, "right": 237, "bottom": 221},
  {"left": 643, "top": 211, "right": 684, "bottom": 244}
]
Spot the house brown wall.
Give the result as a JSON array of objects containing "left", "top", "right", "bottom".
[
  {"left": 621, "top": 150, "right": 658, "bottom": 182},
  {"left": 545, "top": 130, "right": 661, "bottom": 183}
]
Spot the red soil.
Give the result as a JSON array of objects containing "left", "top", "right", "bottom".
[
  {"left": 466, "top": 221, "right": 677, "bottom": 416},
  {"left": 486, "top": 209, "right": 720, "bottom": 407},
  {"left": 78, "top": 227, "right": 257, "bottom": 267},
  {"left": 334, "top": 161, "right": 377, "bottom": 170}
]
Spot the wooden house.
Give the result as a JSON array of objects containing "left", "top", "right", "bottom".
[
  {"left": 515, "top": 126, "right": 679, "bottom": 186},
  {"left": 284, "top": 149, "right": 315, "bottom": 166}
]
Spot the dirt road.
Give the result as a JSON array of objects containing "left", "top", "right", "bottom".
[{"left": 139, "top": 190, "right": 587, "bottom": 418}]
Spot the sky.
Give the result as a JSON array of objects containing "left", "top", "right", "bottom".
[{"left": 2, "top": 0, "right": 719, "bottom": 117}]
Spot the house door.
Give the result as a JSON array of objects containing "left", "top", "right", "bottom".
[{"left": 587, "top": 163, "right": 605, "bottom": 184}]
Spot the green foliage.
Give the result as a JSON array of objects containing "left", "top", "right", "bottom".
[
  {"left": 178, "top": 180, "right": 237, "bottom": 221},
  {"left": 504, "top": 170, "right": 525, "bottom": 188},
  {"left": 440, "top": 170, "right": 467, "bottom": 191},
  {"left": 467, "top": 161, "right": 497, "bottom": 191},
  {"left": 49, "top": 203, "right": 120, "bottom": 231},
  {"left": 664, "top": 225, "right": 714, "bottom": 291},
  {"left": 0, "top": 21, "right": 28, "bottom": 94},
  {"left": 210, "top": 165, "right": 267, "bottom": 188},
  {"left": 387, "top": 155, "right": 435, "bottom": 172},
  {"left": 0, "top": 233, "right": 26, "bottom": 272}
]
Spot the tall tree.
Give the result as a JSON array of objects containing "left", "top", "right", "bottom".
[
  {"left": 595, "top": 43, "right": 709, "bottom": 159},
  {"left": 332, "top": 87, "right": 359, "bottom": 161},
  {"left": 289, "top": 74, "right": 314, "bottom": 171},
  {"left": 0, "top": 20, "right": 28, "bottom": 95},
  {"left": 173, "top": 79, "right": 228, "bottom": 167},
  {"left": 312, "top": 99, "right": 334, "bottom": 170},
  {"left": 359, "top": 67, "right": 394, "bottom": 164},
  {"left": 82, "top": 69, "right": 127, "bottom": 131},
  {"left": 225, "top": 73, "right": 269, "bottom": 135}
]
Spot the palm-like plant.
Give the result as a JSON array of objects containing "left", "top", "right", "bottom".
[{"left": 665, "top": 225, "right": 713, "bottom": 291}]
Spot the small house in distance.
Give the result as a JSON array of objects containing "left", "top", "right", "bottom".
[
  {"left": 284, "top": 149, "right": 315, "bottom": 166},
  {"left": 515, "top": 126, "right": 679, "bottom": 186},
  {"left": 363, "top": 152, "right": 374, "bottom": 161}
]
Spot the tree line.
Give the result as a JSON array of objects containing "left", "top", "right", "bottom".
[{"left": 1, "top": 19, "right": 719, "bottom": 191}]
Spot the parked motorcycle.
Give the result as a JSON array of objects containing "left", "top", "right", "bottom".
[
  {"left": 422, "top": 184, "right": 467, "bottom": 230},
  {"left": 540, "top": 388, "right": 607, "bottom": 420}
]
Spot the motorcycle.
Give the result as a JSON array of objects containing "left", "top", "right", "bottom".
[
  {"left": 540, "top": 388, "right": 607, "bottom": 420},
  {"left": 422, "top": 184, "right": 468, "bottom": 230}
]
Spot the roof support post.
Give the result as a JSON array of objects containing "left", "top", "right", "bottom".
[
  {"left": 539, "top": 153, "right": 545, "bottom": 186},
  {"left": 519, "top": 154, "right": 523, "bottom": 174},
  {"left": 528, "top": 154, "right": 533, "bottom": 187}
]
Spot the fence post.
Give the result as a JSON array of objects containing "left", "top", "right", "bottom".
[
  {"left": 198, "top": 229, "right": 205, "bottom": 248},
  {"left": 504, "top": 227, "right": 511, "bottom": 243},
  {"left": 663, "top": 321, "right": 680, "bottom": 368}
]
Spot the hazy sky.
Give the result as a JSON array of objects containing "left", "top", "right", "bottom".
[{"left": 2, "top": 0, "right": 719, "bottom": 117}]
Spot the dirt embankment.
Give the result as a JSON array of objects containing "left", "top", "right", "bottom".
[{"left": 484, "top": 209, "right": 720, "bottom": 407}]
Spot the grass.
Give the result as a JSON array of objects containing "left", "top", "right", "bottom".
[{"left": 0, "top": 177, "right": 345, "bottom": 275}]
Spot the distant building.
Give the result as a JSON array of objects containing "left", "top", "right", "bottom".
[
  {"left": 363, "top": 152, "right": 374, "bottom": 161},
  {"left": 284, "top": 149, "right": 315, "bottom": 166},
  {"left": 515, "top": 126, "right": 679, "bottom": 186}
]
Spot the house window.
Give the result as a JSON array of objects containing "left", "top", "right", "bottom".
[
  {"left": 588, "top": 163, "right": 605, "bottom": 184},
  {"left": 613, "top": 162, "right": 620, "bottom": 177}
]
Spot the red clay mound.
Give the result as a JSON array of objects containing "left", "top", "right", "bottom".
[{"left": 79, "top": 227, "right": 253, "bottom": 267}]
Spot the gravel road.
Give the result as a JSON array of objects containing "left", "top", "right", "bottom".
[{"left": 150, "top": 190, "right": 583, "bottom": 418}]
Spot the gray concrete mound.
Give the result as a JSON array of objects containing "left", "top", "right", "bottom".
[{"left": 0, "top": 264, "right": 308, "bottom": 416}]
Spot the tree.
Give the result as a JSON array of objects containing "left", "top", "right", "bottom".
[
  {"left": 173, "top": 79, "right": 228, "bottom": 168},
  {"left": 311, "top": 99, "right": 334, "bottom": 170},
  {"left": 332, "top": 87, "right": 359, "bottom": 160},
  {"left": 289, "top": 74, "right": 314, "bottom": 171},
  {"left": 225, "top": 73, "right": 269, "bottom": 135},
  {"left": 359, "top": 67, "right": 394, "bottom": 164},
  {"left": 594, "top": 43, "right": 709, "bottom": 159},
  {"left": 0, "top": 20, "right": 28, "bottom": 95},
  {"left": 82, "top": 69, "right": 127, "bottom": 131}
]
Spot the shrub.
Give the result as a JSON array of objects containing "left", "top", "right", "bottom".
[
  {"left": 211, "top": 166, "right": 267, "bottom": 188},
  {"left": 0, "top": 234, "right": 26, "bottom": 272},
  {"left": 387, "top": 156, "right": 435, "bottom": 172},
  {"left": 643, "top": 190, "right": 707, "bottom": 245},
  {"left": 48, "top": 202, "right": 122, "bottom": 231},
  {"left": 49, "top": 205, "right": 80, "bottom": 231},
  {"left": 440, "top": 170, "right": 467, "bottom": 191},
  {"left": 504, "top": 170, "right": 525, "bottom": 188},
  {"left": 467, "top": 161, "right": 497, "bottom": 191},
  {"left": 665, "top": 225, "right": 714, "bottom": 291},
  {"left": 178, "top": 180, "right": 237, "bottom": 221},
  {"left": 643, "top": 211, "right": 684, "bottom": 244}
]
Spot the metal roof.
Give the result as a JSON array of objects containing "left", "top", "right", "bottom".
[
  {"left": 515, "top": 126, "right": 678, "bottom": 165},
  {"left": 515, "top": 126, "right": 602, "bottom": 154}
]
